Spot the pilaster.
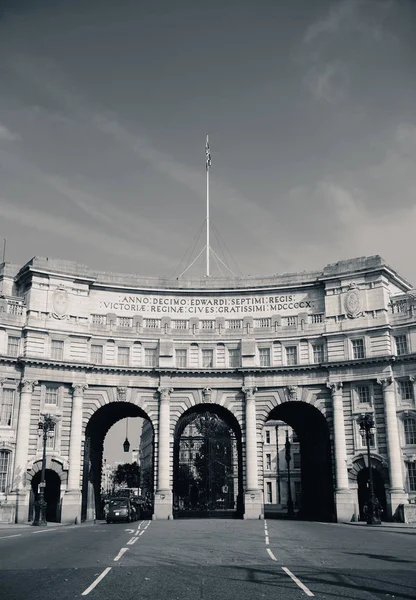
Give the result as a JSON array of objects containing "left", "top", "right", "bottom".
[
  {"left": 61, "top": 383, "right": 88, "bottom": 524},
  {"left": 242, "top": 385, "right": 263, "bottom": 519},
  {"left": 327, "top": 381, "right": 354, "bottom": 522},
  {"left": 153, "top": 386, "right": 173, "bottom": 520}
]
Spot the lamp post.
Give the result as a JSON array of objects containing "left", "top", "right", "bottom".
[
  {"left": 285, "top": 430, "right": 294, "bottom": 517},
  {"left": 275, "top": 424, "right": 281, "bottom": 505},
  {"left": 123, "top": 418, "right": 130, "bottom": 453},
  {"left": 358, "top": 413, "right": 381, "bottom": 525},
  {"left": 32, "top": 414, "right": 55, "bottom": 526}
]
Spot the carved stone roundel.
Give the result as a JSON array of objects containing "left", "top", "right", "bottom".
[
  {"left": 344, "top": 284, "right": 362, "bottom": 319},
  {"left": 52, "top": 286, "right": 69, "bottom": 319}
]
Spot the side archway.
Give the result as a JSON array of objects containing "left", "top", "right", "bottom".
[
  {"left": 265, "top": 400, "right": 335, "bottom": 522},
  {"left": 81, "top": 401, "right": 154, "bottom": 522}
]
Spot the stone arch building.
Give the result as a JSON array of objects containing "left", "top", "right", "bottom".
[{"left": 0, "top": 255, "right": 415, "bottom": 523}]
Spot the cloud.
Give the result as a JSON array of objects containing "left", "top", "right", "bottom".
[
  {"left": 301, "top": 0, "right": 394, "bottom": 103},
  {"left": 304, "top": 0, "right": 393, "bottom": 44},
  {"left": 0, "top": 197, "right": 176, "bottom": 267},
  {"left": 0, "top": 122, "right": 19, "bottom": 141}
]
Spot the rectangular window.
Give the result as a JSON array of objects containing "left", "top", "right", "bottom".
[
  {"left": 0, "top": 389, "right": 15, "bottom": 426},
  {"left": 352, "top": 339, "right": 365, "bottom": 359},
  {"left": 313, "top": 344, "right": 325, "bottom": 363},
  {"left": 266, "top": 454, "right": 271, "bottom": 470},
  {"left": 91, "top": 344, "right": 103, "bottom": 364},
  {"left": 144, "top": 348, "right": 157, "bottom": 367},
  {"left": 51, "top": 340, "right": 64, "bottom": 361},
  {"left": 395, "top": 335, "right": 408, "bottom": 356},
  {"left": 175, "top": 349, "right": 187, "bottom": 368},
  {"left": 228, "top": 349, "right": 240, "bottom": 368},
  {"left": 227, "top": 319, "right": 243, "bottom": 330},
  {"left": 293, "top": 453, "right": 301, "bottom": 469},
  {"left": 265, "top": 430, "right": 271, "bottom": 444},
  {"left": 399, "top": 380, "right": 414, "bottom": 402},
  {"left": 118, "top": 346, "right": 130, "bottom": 366},
  {"left": 254, "top": 318, "right": 271, "bottom": 328},
  {"left": 407, "top": 463, "right": 416, "bottom": 491},
  {"left": 0, "top": 451, "right": 10, "bottom": 493},
  {"left": 404, "top": 418, "right": 416, "bottom": 445},
  {"left": 172, "top": 320, "right": 189, "bottom": 330},
  {"left": 45, "top": 386, "right": 58, "bottom": 405},
  {"left": 266, "top": 481, "right": 272, "bottom": 503},
  {"left": 286, "top": 346, "right": 298, "bottom": 366},
  {"left": 200, "top": 320, "right": 214, "bottom": 330},
  {"left": 259, "top": 348, "right": 271, "bottom": 367},
  {"left": 118, "top": 317, "right": 132, "bottom": 327},
  {"left": 202, "top": 349, "right": 214, "bottom": 368},
  {"left": 144, "top": 319, "right": 161, "bottom": 329},
  {"left": 7, "top": 336, "right": 19, "bottom": 357},
  {"left": 92, "top": 314, "right": 107, "bottom": 325},
  {"left": 357, "top": 385, "right": 371, "bottom": 404}
]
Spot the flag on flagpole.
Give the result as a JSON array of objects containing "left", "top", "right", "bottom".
[{"left": 205, "top": 135, "right": 212, "bottom": 170}]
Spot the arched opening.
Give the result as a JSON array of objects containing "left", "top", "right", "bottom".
[
  {"left": 31, "top": 470, "right": 61, "bottom": 522},
  {"left": 81, "top": 402, "right": 154, "bottom": 522},
  {"left": 357, "top": 467, "right": 387, "bottom": 521},
  {"left": 265, "top": 401, "right": 335, "bottom": 522},
  {"left": 173, "top": 404, "right": 243, "bottom": 518}
]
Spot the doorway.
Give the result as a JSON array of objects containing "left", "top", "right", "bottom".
[{"left": 31, "top": 470, "right": 62, "bottom": 522}]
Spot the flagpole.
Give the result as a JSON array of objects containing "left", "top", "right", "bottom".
[{"left": 206, "top": 135, "right": 210, "bottom": 277}]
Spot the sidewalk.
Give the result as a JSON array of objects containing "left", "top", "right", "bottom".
[{"left": 344, "top": 520, "right": 416, "bottom": 529}]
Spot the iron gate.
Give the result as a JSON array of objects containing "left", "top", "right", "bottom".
[{"left": 173, "top": 411, "right": 239, "bottom": 517}]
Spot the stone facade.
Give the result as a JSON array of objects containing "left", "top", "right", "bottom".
[{"left": 0, "top": 255, "right": 415, "bottom": 523}]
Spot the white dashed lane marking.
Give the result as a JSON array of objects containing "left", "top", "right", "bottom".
[{"left": 81, "top": 567, "right": 112, "bottom": 596}]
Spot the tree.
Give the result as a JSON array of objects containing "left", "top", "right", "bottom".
[{"left": 112, "top": 461, "right": 140, "bottom": 489}]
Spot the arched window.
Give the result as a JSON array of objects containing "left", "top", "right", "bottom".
[
  {"left": 0, "top": 450, "right": 10, "bottom": 493},
  {"left": 404, "top": 418, "right": 416, "bottom": 445}
]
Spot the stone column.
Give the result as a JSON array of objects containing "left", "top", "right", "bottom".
[
  {"left": 61, "top": 383, "right": 88, "bottom": 523},
  {"left": 242, "top": 385, "right": 263, "bottom": 519},
  {"left": 377, "top": 376, "right": 407, "bottom": 515},
  {"left": 13, "top": 379, "right": 38, "bottom": 523},
  {"left": 153, "top": 387, "right": 173, "bottom": 519},
  {"left": 327, "top": 381, "right": 354, "bottom": 522}
]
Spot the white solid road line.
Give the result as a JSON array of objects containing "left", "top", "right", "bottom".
[
  {"left": 32, "top": 528, "right": 59, "bottom": 534},
  {"left": 0, "top": 534, "right": 22, "bottom": 540},
  {"left": 282, "top": 567, "right": 314, "bottom": 597},
  {"left": 114, "top": 547, "right": 129, "bottom": 561},
  {"left": 266, "top": 548, "right": 277, "bottom": 561},
  {"left": 139, "top": 530, "right": 145, "bottom": 536},
  {"left": 81, "top": 567, "right": 112, "bottom": 596}
]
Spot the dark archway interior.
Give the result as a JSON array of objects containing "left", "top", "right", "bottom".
[
  {"left": 173, "top": 404, "right": 244, "bottom": 518},
  {"left": 31, "top": 470, "right": 61, "bottom": 522},
  {"left": 357, "top": 468, "right": 387, "bottom": 521},
  {"left": 267, "top": 401, "right": 335, "bottom": 522},
  {"left": 81, "top": 402, "right": 153, "bottom": 522}
]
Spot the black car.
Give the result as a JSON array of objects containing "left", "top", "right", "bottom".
[{"left": 106, "top": 497, "right": 135, "bottom": 523}]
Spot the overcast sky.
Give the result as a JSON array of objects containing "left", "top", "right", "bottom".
[{"left": 0, "top": 0, "right": 415, "bottom": 285}]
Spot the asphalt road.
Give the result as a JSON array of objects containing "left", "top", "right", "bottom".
[{"left": 0, "top": 519, "right": 415, "bottom": 600}]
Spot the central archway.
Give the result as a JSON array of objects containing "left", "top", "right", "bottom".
[
  {"left": 265, "top": 401, "right": 335, "bottom": 522},
  {"left": 173, "top": 404, "right": 243, "bottom": 518},
  {"left": 81, "top": 402, "right": 154, "bottom": 522}
]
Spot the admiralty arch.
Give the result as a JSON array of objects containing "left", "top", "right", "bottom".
[{"left": 0, "top": 254, "right": 415, "bottom": 524}]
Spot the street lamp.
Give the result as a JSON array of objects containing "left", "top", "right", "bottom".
[
  {"left": 285, "top": 430, "right": 294, "bottom": 517},
  {"left": 32, "top": 414, "right": 55, "bottom": 526},
  {"left": 358, "top": 413, "right": 381, "bottom": 525},
  {"left": 123, "top": 418, "right": 130, "bottom": 453}
]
